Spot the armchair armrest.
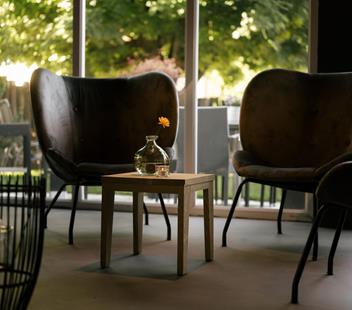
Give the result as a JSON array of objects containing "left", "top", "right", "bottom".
[{"left": 316, "top": 161, "right": 352, "bottom": 208}]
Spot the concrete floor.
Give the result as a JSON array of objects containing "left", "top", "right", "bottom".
[{"left": 29, "top": 209, "right": 352, "bottom": 310}]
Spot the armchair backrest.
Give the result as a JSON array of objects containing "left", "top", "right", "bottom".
[
  {"left": 240, "top": 69, "right": 352, "bottom": 167},
  {"left": 30, "top": 68, "right": 178, "bottom": 165}
]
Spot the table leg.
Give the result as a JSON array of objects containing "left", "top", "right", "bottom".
[
  {"left": 177, "top": 187, "right": 191, "bottom": 275},
  {"left": 203, "top": 182, "right": 214, "bottom": 261},
  {"left": 133, "top": 192, "right": 144, "bottom": 255},
  {"left": 101, "top": 184, "right": 115, "bottom": 268}
]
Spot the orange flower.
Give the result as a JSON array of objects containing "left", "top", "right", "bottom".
[{"left": 158, "top": 116, "right": 170, "bottom": 128}]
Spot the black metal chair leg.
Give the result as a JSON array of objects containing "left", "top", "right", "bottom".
[
  {"left": 312, "top": 195, "right": 319, "bottom": 261},
  {"left": 215, "top": 176, "right": 219, "bottom": 201},
  {"left": 244, "top": 182, "right": 250, "bottom": 206},
  {"left": 222, "top": 175, "right": 229, "bottom": 205},
  {"left": 143, "top": 203, "right": 149, "bottom": 225},
  {"left": 270, "top": 187, "right": 276, "bottom": 205},
  {"left": 260, "top": 185, "right": 265, "bottom": 207},
  {"left": 222, "top": 179, "right": 249, "bottom": 247},
  {"left": 158, "top": 193, "right": 171, "bottom": 240},
  {"left": 44, "top": 183, "right": 66, "bottom": 228},
  {"left": 327, "top": 208, "right": 347, "bottom": 275},
  {"left": 68, "top": 183, "right": 80, "bottom": 245},
  {"left": 277, "top": 189, "right": 287, "bottom": 234},
  {"left": 291, "top": 204, "right": 327, "bottom": 304}
]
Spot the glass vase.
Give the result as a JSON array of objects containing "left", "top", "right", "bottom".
[{"left": 134, "top": 135, "right": 170, "bottom": 175}]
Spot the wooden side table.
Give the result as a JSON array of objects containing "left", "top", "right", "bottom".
[{"left": 100, "top": 172, "right": 214, "bottom": 275}]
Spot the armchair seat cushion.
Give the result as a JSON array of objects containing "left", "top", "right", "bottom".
[
  {"left": 234, "top": 150, "right": 352, "bottom": 184},
  {"left": 47, "top": 146, "right": 176, "bottom": 183},
  {"left": 77, "top": 162, "right": 135, "bottom": 176},
  {"left": 234, "top": 150, "right": 317, "bottom": 183}
]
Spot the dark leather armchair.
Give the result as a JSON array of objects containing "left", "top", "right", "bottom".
[
  {"left": 222, "top": 69, "right": 352, "bottom": 260},
  {"left": 30, "top": 68, "right": 178, "bottom": 244},
  {"left": 291, "top": 161, "right": 352, "bottom": 303}
]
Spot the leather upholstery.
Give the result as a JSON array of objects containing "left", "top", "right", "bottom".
[
  {"left": 235, "top": 69, "right": 352, "bottom": 186},
  {"left": 316, "top": 161, "right": 352, "bottom": 209},
  {"left": 30, "top": 68, "right": 179, "bottom": 183}
]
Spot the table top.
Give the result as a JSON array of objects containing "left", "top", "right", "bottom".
[{"left": 102, "top": 172, "right": 214, "bottom": 187}]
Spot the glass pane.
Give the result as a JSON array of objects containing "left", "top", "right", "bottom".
[
  {"left": 198, "top": 0, "right": 308, "bottom": 106},
  {"left": 199, "top": 0, "right": 309, "bottom": 208},
  {"left": 0, "top": 1, "right": 73, "bottom": 171},
  {"left": 85, "top": 0, "right": 185, "bottom": 203},
  {"left": 86, "top": 0, "right": 185, "bottom": 82}
]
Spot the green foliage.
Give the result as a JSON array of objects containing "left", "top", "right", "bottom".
[
  {"left": 0, "top": 0, "right": 72, "bottom": 74},
  {"left": 198, "top": 0, "right": 308, "bottom": 84},
  {"left": 85, "top": 0, "right": 186, "bottom": 77},
  {"left": 0, "top": 0, "right": 308, "bottom": 85}
]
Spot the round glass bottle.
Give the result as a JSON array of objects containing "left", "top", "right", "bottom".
[{"left": 134, "top": 135, "right": 170, "bottom": 175}]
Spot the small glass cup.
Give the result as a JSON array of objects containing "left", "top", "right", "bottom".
[{"left": 155, "top": 165, "right": 170, "bottom": 177}]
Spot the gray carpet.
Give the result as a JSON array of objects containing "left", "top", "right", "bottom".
[{"left": 29, "top": 209, "right": 352, "bottom": 310}]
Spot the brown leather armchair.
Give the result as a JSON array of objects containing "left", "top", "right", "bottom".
[
  {"left": 222, "top": 69, "right": 352, "bottom": 260},
  {"left": 30, "top": 68, "right": 178, "bottom": 244}
]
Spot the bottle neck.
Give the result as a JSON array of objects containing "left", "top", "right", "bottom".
[{"left": 146, "top": 135, "right": 158, "bottom": 143}]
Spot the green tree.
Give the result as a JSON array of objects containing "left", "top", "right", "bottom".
[
  {"left": 0, "top": 0, "right": 308, "bottom": 85},
  {"left": 198, "top": 0, "right": 308, "bottom": 84},
  {"left": 0, "top": 0, "right": 72, "bottom": 73},
  {"left": 85, "top": 0, "right": 308, "bottom": 82}
]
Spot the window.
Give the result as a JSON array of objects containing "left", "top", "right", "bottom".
[
  {"left": 0, "top": 0, "right": 72, "bottom": 170},
  {"left": 0, "top": 0, "right": 309, "bottom": 215}
]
